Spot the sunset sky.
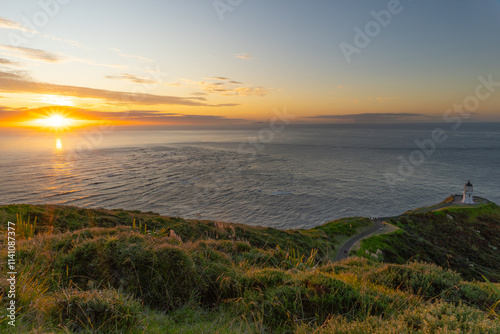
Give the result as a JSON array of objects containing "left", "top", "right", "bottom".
[{"left": 1, "top": 0, "right": 500, "bottom": 127}]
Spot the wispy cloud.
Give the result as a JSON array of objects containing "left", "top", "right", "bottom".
[
  {"left": 306, "top": 113, "right": 433, "bottom": 123},
  {"left": 0, "top": 17, "right": 31, "bottom": 33},
  {"left": 0, "top": 58, "right": 22, "bottom": 66},
  {"left": 235, "top": 53, "right": 254, "bottom": 60},
  {"left": 109, "top": 47, "right": 153, "bottom": 62},
  {"left": 71, "top": 57, "right": 127, "bottom": 69},
  {"left": 43, "top": 35, "right": 86, "bottom": 49},
  {"left": 106, "top": 73, "right": 158, "bottom": 84},
  {"left": 204, "top": 77, "right": 242, "bottom": 85},
  {"left": 368, "top": 96, "right": 400, "bottom": 103},
  {"left": 0, "top": 69, "right": 32, "bottom": 81},
  {"left": 1, "top": 46, "right": 126, "bottom": 68},
  {"left": 187, "top": 77, "right": 270, "bottom": 97},
  {"left": 207, "top": 76, "right": 229, "bottom": 80},
  {"left": 82, "top": 109, "right": 245, "bottom": 124},
  {"left": 0, "top": 16, "right": 85, "bottom": 49},
  {"left": 0, "top": 45, "right": 63, "bottom": 63},
  {"left": 0, "top": 70, "right": 238, "bottom": 107}
]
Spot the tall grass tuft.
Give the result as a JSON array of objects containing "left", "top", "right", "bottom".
[
  {"left": 482, "top": 275, "right": 500, "bottom": 318},
  {"left": 47, "top": 289, "right": 142, "bottom": 333},
  {"left": 16, "top": 213, "right": 36, "bottom": 239}
]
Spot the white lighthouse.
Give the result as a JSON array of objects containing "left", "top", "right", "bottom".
[{"left": 462, "top": 181, "right": 474, "bottom": 204}]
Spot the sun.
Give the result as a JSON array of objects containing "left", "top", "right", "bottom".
[
  {"left": 44, "top": 115, "right": 69, "bottom": 127},
  {"left": 19, "top": 107, "right": 99, "bottom": 130},
  {"left": 34, "top": 112, "right": 75, "bottom": 131}
]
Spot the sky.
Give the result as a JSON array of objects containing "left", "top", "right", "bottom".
[{"left": 1, "top": 0, "right": 500, "bottom": 127}]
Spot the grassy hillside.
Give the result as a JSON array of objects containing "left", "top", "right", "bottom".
[
  {"left": 1, "top": 204, "right": 499, "bottom": 333},
  {"left": 356, "top": 202, "right": 500, "bottom": 282}
]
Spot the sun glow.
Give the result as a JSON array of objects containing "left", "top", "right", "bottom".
[
  {"left": 17, "top": 108, "right": 101, "bottom": 130},
  {"left": 32, "top": 112, "right": 76, "bottom": 131},
  {"left": 37, "top": 114, "right": 73, "bottom": 130},
  {"left": 43, "top": 115, "right": 70, "bottom": 127}
]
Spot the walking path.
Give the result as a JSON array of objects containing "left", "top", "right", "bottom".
[
  {"left": 333, "top": 195, "right": 489, "bottom": 262},
  {"left": 334, "top": 219, "right": 385, "bottom": 262}
]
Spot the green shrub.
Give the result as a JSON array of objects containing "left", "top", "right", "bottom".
[
  {"left": 198, "top": 262, "right": 241, "bottom": 305},
  {"left": 242, "top": 268, "right": 293, "bottom": 290},
  {"left": 241, "top": 248, "right": 281, "bottom": 267},
  {"left": 48, "top": 289, "right": 142, "bottom": 333},
  {"left": 456, "top": 281, "right": 500, "bottom": 312},
  {"left": 237, "top": 270, "right": 412, "bottom": 330},
  {"left": 54, "top": 233, "right": 201, "bottom": 311},
  {"left": 240, "top": 284, "right": 310, "bottom": 329},
  {"left": 296, "top": 301, "right": 500, "bottom": 334},
  {"left": 366, "top": 262, "right": 462, "bottom": 298},
  {"left": 315, "top": 217, "right": 372, "bottom": 237},
  {"left": 54, "top": 238, "right": 105, "bottom": 286},
  {"left": 234, "top": 241, "right": 252, "bottom": 253}
]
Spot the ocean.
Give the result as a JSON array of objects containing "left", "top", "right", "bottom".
[{"left": 1, "top": 122, "right": 499, "bottom": 229}]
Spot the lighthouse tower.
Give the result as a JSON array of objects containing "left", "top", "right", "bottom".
[{"left": 462, "top": 181, "right": 474, "bottom": 204}]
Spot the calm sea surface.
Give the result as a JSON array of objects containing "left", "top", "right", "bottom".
[{"left": 1, "top": 123, "right": 499, "bottom": 229}]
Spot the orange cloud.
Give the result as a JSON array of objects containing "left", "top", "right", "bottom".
[
  {"left": 106, "top": 73, "right": 158, "bottom": 84},
  {"left": 0, "top": 16, "right": 32, "bottom": 33},
  {"left": 0, "top": 57, "right": 22, "bottom": 66},
  {"left": 0, "top": 70, "right": 238, "bottom": 107},
  {"left": 234, "top": 53, "right": 254, "bottom": 60},
  {"left": 0, "top": 45, "right": 63, "bottom": 63},
  {"left": 187, "top": 77, "right": 271, "bottom": 97}
]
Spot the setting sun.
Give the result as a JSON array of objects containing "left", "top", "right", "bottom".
[
  {"left": 16, "top": 108, "right": 100, "bottom": 130},
  {"left": 44, "top": 115, "right": 70, "bottom": 128},
  {"left": 35, "top": 114, "right": 74, "bottom": 131}
]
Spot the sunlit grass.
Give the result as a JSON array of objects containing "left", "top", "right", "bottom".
[
  {"left": 0, "top": 204, "right": 498, "bottom": 333},
  {"left": 16, "top": 213, "right": 36, "bottom": 239}
]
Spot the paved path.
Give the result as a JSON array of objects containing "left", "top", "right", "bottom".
[
  {"left": 333, "top": 196, "right": 491, "bottom": 262},
  {"left": 334, "top": 219, "right": 385, "bottom": 262}
]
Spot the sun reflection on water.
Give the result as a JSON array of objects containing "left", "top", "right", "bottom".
[
  {"left": 56, "top": 138, "right": 63, "bottom": 150},
  {"left": 50, "top": 138, "right": 75, "bottom": 181}
]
